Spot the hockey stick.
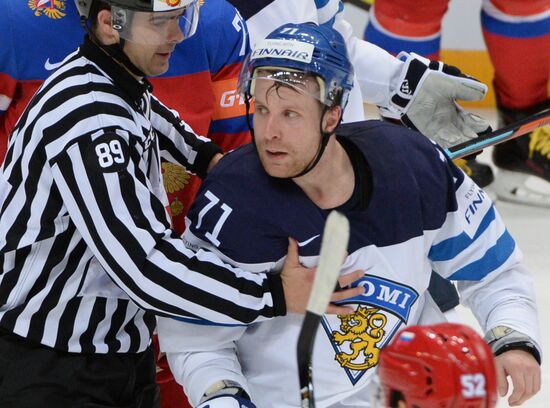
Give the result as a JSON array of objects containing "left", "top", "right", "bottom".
[
  {"left": 445, "top": 108, "right": 550, "bottom": 160},
  {"left": 297, "top": 211, "right": 350, "bottom": 408}
]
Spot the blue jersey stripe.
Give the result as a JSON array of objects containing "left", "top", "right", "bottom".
[
  {"left": 448, "top": 229, "right": 516, "bottom": 281},
  {"left": 429, "top": 206, "right": 496, "bottom": 262},
  {"left": 210, "top": 115, "right": 249, "bottom": 134},
  {"left": 315, "top": 0, "right": 331, "bottom": 8},
  {"left": 481, "top": 11, "right": 550, "bottom": 38},
  {"left": 364, "top": 24, "right": 441, "bottom": 56},
  {"left": 319, "top": 1, "right": 344, "bottom": 28},
  {"left": 171, "top": 315, "right": 247, "bottom": 327}
]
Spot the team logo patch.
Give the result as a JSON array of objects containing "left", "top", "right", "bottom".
[
  {"left": 28, "top": 0, "right": 66, "bottom": 19},
  {"left": 251, "top": 39, "right": 314, "bottom": 64},
  {"left": 162, "top": 162, "right": 190, "bottom": 218},
  {"left": 322, "top": 275, "right": 418, "bottom": 385},
  {"left": 85, "top": 131, "right": 130, "bottom": 173},
  {"left": 399, "top": 79, "right": 411, "bottom": 95},
  {"left": 162, "top": 162, "right": 190, "bottom": 194}
]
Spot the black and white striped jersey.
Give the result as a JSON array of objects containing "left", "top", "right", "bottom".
[{"left": 0, "top": 38, "right": 284, "bottom": 354}]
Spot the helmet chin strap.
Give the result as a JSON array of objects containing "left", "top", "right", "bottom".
[
  {"left": 80, "top": 16, "right": 146, "bottom": 78},
  {"left": 102, "top": 39, "right": 146, "bottom": 78},
  {"left": 289, "top": 107, "right": 332, "bottom": 179}
]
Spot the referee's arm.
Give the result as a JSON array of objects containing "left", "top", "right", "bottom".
[
  {"left": 48, "top": 131, "right": 285, "bottom": 325},
  {"left": 151, "top": 96, "right": 223, "bottom": 178}
]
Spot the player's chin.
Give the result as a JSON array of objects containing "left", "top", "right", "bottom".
[
  {"left": 261, "top": 160, "right": 293, "bottom": 178},
  {"left": 147, "top": 59, "right": 170, "bottom": 76}
]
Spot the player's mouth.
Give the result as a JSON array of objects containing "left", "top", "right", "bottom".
[
  {"left": 156, "top": 48, "right": 175, "bottom": 58},
  {"left": 265, "top": 149, "right": 287, "bottom": 159}
]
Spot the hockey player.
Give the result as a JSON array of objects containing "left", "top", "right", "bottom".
[
  {"left": 373, "top": 323, "right": 498, "bottom": 408},
  {"left": 364, "top": 0, "right": 550, "bottom": 206},
  {"left": 0, "top": 4, "right": 367, "bottom": 407},
  {"left": 157, "top": 23, "right": 542, "bottom": 407}
]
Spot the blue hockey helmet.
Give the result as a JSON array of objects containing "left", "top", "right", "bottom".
[{"left": 239, "top": 22, "right": 354, "bottom": 110}]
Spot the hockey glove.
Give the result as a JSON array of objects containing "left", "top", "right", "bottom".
[
  {"left": 484, "top": 325, "right": 541, "bottom": 364},
  {"left": 197, "top": 395, "right": 256, "bottom": 408},
  {"left": 381, "top": 52, "right": 491, "bottom": 149},
  {"left": 198, "top": 380, "right": 255, "bottom": 408}
]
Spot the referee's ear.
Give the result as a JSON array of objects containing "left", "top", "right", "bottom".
[{"left": 95, "top": 9, "right": 119, "bottom": 46}]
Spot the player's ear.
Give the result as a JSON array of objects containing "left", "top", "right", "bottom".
[
  {"left": 323, "top": 106, "right": 342, "bottom": 134},
  {"left": 96, "top": 9, "right": 119, "bottom": 45}
]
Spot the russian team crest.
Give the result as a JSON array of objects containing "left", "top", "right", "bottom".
[
  {"left": 322, "top": 275, "right": 419, "bottom": 385},
  {"left": 28, "top": 0, "right": 66, "bottom": 19}
]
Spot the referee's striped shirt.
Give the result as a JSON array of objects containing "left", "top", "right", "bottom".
[{"left": 0, "top": 38, "right": 285, "bottom": 354}]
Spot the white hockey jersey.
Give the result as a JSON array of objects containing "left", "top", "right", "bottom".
[
  {"left": 158, "top": 121, "right": 541, "bottom": 407},
  {"left": 228, "top": 0, "right": 403, "bottom": 122}
]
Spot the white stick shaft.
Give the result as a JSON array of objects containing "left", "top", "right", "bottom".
[{"left": 306, "top": 211, "right": 350, "bottom": 316}]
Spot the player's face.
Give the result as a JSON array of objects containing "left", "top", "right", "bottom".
[
  {"left": 253, "top": 78, "right": 324, "bottom": 178},
  {"left": 122, "top": 10, "right": 185, "bottom": 76}
]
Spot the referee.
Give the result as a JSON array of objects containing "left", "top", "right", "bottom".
[{"left": 0, "top": 0, "right": 332, "bottom": 406}]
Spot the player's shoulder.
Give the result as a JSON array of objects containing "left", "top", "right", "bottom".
[
  {"left": 202, "top": 144, "right": 299, "bottom": 204},
  {"left": 205, "top": 144, "right": 268, "bottom": 188},
  {"left": 338, "top": 120, "right": 435, "bottom": 150},
  {"left": 338, "top": 120, "right": 447, "bottom": 172},
  {"left": 199, "top": 0, "right": 240, "bottom": 26}
]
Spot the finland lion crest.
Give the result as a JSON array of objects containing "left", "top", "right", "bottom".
[
  {"left": 321, "top": 275, "right": 418, "bottom": 384},
  {"left": 332, "top": 305, "right": 387, "bottom": 370}
]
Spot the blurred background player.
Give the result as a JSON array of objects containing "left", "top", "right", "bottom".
[
  {"left": 373, "top": 323, "right": 498, "bottom": 408},
  {"left": 363, "top": 0, "right": 550, "bottom": 205}
]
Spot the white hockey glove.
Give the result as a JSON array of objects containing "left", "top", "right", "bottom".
[
  {"left": 197, "top": 395, "right": 256, "bottom": 408},
  {"left": 381, "top": 52, "right": 491, "bottom": 149},
  {"left": 197, "top": 380, "right": 256, "bottom": 408}
]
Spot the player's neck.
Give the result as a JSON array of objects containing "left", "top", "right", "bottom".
[{"left": 293, "top": 138, "right": 354, "bottom": 209}]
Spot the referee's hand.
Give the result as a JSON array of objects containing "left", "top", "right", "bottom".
[{"left": 281, "top": 238, "right": 363, "bottom": 315}]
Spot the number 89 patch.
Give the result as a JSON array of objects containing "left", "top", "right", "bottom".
[{"left": 86, "top": 131, "right": 130, "bottom": 173}]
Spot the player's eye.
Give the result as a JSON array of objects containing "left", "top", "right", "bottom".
[{"left": 256, "top": 106, "right": 268, "bottom": 115}]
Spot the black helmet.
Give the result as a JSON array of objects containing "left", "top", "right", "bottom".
[
  {"left": 74, "top": 0, "right": 198, "bottom": 20},
  {"left": 74, "top": 0, "right": 200, "bottom": 45}
]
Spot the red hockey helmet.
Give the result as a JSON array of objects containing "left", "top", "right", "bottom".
[{"left": 375, "top": 323, "right": 497, "bottom": 408}]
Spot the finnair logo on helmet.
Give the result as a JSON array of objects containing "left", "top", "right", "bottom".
[
  {"left": 251, "top": 39, "right": 314, "bottom": 63},
  {"left": 154, "top": 0, "right": 182, "bottom": 11}
]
